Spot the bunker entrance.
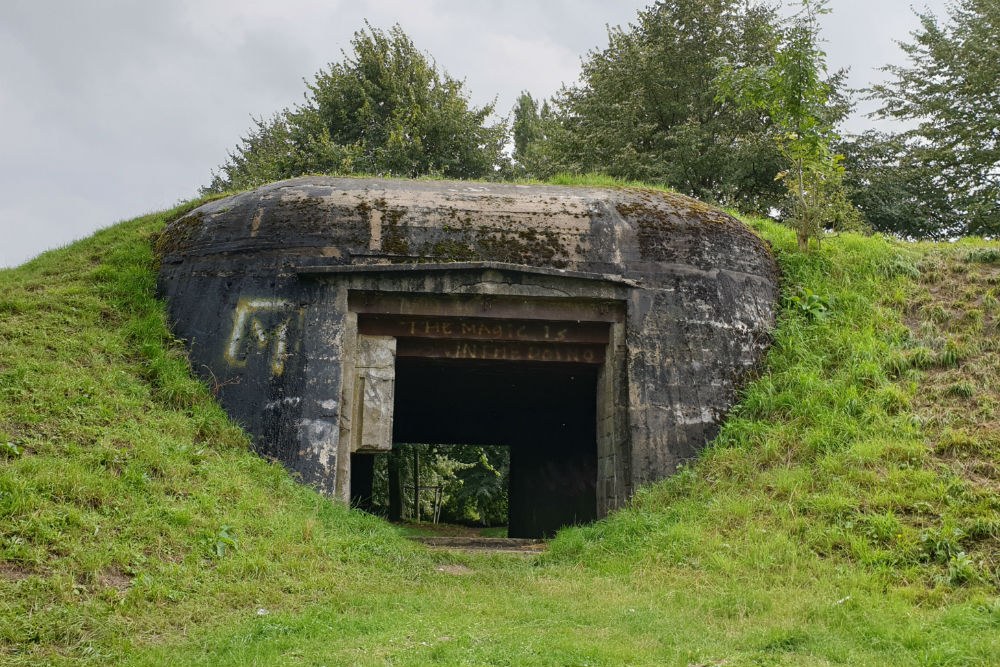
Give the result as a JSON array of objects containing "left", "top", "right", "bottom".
[
  {"left": 350, "top": 359, "right": 598, "bottom": 538},
  {"left": 345, "top": 291, "right": 626, "bottom": 538},
  {"left": 393, "top": 358, "right": 597, "bottom": 539}
]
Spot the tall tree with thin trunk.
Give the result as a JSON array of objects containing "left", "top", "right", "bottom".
[{"left": 717, "top": 0, "right": 859, "bottom": 251}]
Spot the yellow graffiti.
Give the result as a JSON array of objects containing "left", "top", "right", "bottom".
[{"left": 224, "top": 298, "right": 303, "bottom": 376}]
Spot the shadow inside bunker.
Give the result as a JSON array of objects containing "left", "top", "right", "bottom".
[{"left": 351, "top": 358, "right": 599, "bottom": 539}]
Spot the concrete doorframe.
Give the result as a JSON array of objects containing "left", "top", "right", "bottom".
[{"left": 296, "top": 262, "right": 634, "bottom": 521}]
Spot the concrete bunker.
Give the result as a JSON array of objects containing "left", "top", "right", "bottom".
[{"left": 156, "top": 177, "right": 779, "bottom": 538}]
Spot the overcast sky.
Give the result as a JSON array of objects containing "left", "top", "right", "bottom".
[{"left": 0, "top": 0, "right": 949, "bottom": 268}]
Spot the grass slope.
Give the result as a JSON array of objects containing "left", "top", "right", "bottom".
[{"left": 1, "top": 188, "right": 999, "bottom": 665}]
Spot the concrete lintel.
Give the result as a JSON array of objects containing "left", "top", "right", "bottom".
[{"left": 293, "top": 260, "right": 640, "bottom": 288}]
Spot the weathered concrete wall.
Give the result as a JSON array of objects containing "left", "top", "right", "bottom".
[{"left": 156, "top": 176, "right": 779, "bottom": 516}]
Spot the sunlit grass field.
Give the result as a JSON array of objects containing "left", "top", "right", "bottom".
[{"left": 2, "top": 179, "right": 999, "bottom": 665}]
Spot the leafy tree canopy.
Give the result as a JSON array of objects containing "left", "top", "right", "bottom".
[
  {"left": 869, "top": 0, "right": 1000, "bottom": 237},
  {"left": 517, "top": 0, "right": 792, "bottom": 214},
  {"left": 509, "top": 91, "right": 568, "bottom": 180},
  {"left": 206, "top": 24, "right": 507, "bottom": 193},
  {"left": 839, "top": 131, "right": 961, "bottom": 239}
]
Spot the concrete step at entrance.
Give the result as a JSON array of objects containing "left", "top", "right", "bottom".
[{"left": 407, "top": 536, "right": 548, "bottom": 554}]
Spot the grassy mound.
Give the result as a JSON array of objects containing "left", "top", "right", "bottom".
[{"left": 2, "top": 188, "right": 999, "bottom": 665}]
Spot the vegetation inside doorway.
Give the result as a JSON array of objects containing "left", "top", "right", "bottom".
[{"left": 362, "top": 444, "right": 510, "bottom": 531}]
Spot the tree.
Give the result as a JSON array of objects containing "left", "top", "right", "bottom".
[
  {"left": 839, "top": 131, "right": 960, "bottom": 239},
  {"left": 206, "top": 24, "right": 507, "bottom": 193},
  {"left": 509, "top": 91, "right": 566, "bottom": 179},
  {"left": 373, "top": 444, "right": 509, "bottom": 526},
  {"left": 529, "top": 0, "right": 789, "bottom": 213},
  {"left": 204, "top": 113, "right": 358, "bottom": 194},
  {"left": 869, "top": 0, "right": 1000, "bottom": 237},
  {"left": 717, "top": 0, "right": 859, "bottom": 251},
  {"left": 512, "top": 92, "right": 543, "bottom": 160}
]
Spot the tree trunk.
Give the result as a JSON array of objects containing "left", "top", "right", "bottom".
[
  {"left": 796, "top": 159, "right": 810, "bottom": 253},
  {"left": 387, "top": 448, "right": 402, "bottom": 521},
  {"left": 412, "top": 448, "right": 420, "bottom": 522}
]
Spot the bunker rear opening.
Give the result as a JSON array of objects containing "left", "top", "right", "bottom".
[
  {"left": 355, "top": 350, "right": 602, "bottom": 538},
  {"left": 157, "top": 177, "right": 779, "bottom": 539}
]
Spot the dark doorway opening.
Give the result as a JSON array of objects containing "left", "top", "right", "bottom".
[{"left": 386, "top": 357, "right": 598, "bottom": 538}]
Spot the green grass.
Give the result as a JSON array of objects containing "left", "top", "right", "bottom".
[{"left": 2, "top": 185, "right": 1000, "bottom": 665}]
